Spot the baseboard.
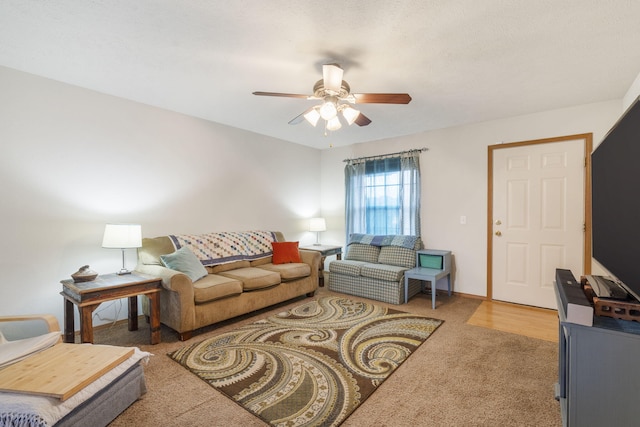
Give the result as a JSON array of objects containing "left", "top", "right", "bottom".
[{"left": 70, "top": 315, "right": 147, "bottom": 337}]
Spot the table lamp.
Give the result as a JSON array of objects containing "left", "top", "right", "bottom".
[
  {"left": 309, "top": 217, "right": 326, "bottom": 245},
  {"left": 102, "top": 224, "right": 142, "bottom": 275}
]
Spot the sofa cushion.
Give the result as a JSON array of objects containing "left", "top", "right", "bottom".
[
  {"left": 219, "top": 267, "right": 281, "bottom": 291},
  {"left": 257, "top": 263, "right": 311, "bottom": 281},
  {"left": 138, "top": 236, "right": 174, "bottom": 265},
  {"left": 345, "top": 244, "right": 380, "bottom": 264},
  {"left": 250, "top": 256, "right": 273, "bottom": 267},
  {"left": 329, "top": 260, "right": 368, "bottom": 277},
  {"left": 160, "top": 246, "right": 208, "bottom": 282},
  {"left": 360, "top": 264, "right": 408, "bottom": 282},
  {"left": 378, "top": 246, "right": 416, "bottom": 268},
  {"left": 271, "top": 241, "right": 302, "bottom": 264},
  {"left": 206, "top": 260, "right": 251, "bottom": 274},
  {"left": 193, "top": 274, "right": 243, "bottom": 304}
]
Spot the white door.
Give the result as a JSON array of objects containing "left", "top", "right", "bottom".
[{"left": 492, "top": 139, "right": 585, "bottom": 309}]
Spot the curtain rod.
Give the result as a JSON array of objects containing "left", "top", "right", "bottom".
[{"left": 343, "top": 147, "right": 428, "bottom": 163}]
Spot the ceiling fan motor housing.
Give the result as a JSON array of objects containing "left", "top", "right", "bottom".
[{"left": 313, "top": 79, "right": 351, "bottom": 99}]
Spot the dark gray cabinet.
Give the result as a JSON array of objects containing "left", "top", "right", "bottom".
[{"left": 554, "top": 282, "right": 640, "bottom": 427}]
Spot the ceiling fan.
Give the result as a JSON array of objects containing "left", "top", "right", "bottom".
[{"left": 253, "top": 64, "right": 411, "bottom": 134}]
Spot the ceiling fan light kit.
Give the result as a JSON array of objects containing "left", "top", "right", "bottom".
[
  {"left": 326, "top": 116, "right": 342, "bottom": 131},
  {"left": 319, "top": 97, "right": 338, "bottom": 120},
  {"left": 341, "top": 105, "right": 360, "bottom": 125},
  {"left": 253, "top": 63, "right": 411, "bottom": 135},
  {"left": 303, "top": 107, "right": 321, "bottom": 127}
]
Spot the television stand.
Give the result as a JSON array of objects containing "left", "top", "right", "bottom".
[{"left": 553, "top": 276, "right": 640, "bottom": 426}]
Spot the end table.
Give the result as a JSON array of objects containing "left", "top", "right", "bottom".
[
  {"left": 300, "top": 244, "right": 342, "bottom": 287},
  {"left": 61, "top": 272, "right": 162, "bottom": 344}
]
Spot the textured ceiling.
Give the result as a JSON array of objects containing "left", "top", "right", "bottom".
[{"left": 2, "top": 1, "right": 640, "bottom": 149}]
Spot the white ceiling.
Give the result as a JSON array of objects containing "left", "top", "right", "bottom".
[{"left": 2, "top": 1, "right": 640, "bottom": 150}]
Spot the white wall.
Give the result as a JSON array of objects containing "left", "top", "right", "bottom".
[
  {"left": 0, "top": 66, "right": 322, "bottom": 326},
  {"left": 321, "top": 100, "right": 623, "bottom": 297},
  {"left": 0, "top": 63, "right": 631, "bottom": 328},
  {"left": 623, "top": 71, "right": 640, "bottom": 109}
]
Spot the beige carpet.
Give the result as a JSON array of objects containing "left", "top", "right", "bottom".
[{"left": 93, "top": 286, "right": 562, "bottom": 426}]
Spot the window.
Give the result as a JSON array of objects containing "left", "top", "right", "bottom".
[{"left": 345, "top": 152, "right": 421, "bottom": 239}]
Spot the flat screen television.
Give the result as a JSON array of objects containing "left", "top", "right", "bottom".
[{"left": 592, "top": 95, "right": 640, "bottom": 302}]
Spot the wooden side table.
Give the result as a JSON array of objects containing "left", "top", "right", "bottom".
[
  {"left": 300, "top": 244, "right": 342, "bottom": 287},
  {"left": 61, "top": 272, "right": 162, "bottom": 344}
]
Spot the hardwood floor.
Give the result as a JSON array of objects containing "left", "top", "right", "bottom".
[{"left": 467, "top": 300, "right": 559, "bottom": 342}]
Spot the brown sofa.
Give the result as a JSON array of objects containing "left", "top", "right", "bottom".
[{"left": 136, "top": 231, "right": 320, "bottom": 340}]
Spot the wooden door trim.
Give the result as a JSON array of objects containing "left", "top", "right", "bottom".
[{"left": 486, "top": 133, "right": 593, "bottom": 301}]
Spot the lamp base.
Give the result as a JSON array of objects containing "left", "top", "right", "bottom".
[{"left": 116, "top": 249, "right": 133, "bottom": 275}]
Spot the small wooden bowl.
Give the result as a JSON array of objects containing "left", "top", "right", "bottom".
[{"left": 71, "top": 265, "right": 98, "bottom": 282}]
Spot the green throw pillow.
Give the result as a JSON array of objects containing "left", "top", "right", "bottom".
[{"left": 160, "top": 246, "right": 208, "bottom": 282}]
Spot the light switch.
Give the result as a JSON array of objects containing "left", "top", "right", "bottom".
[{"left": 460, "top": 215, "right": 467, "bottom": 225}]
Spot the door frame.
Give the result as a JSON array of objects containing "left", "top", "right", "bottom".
[{"left": 486, "top": 133, "right": 593, "bottom": 301}]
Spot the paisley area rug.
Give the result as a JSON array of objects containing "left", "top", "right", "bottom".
[{"left": 168, "top": 296, "right": 443, "bottom": 426}]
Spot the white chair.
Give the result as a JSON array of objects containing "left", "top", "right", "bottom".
[
  {"left": 0, "top": 314, "right": 148, "bottom": 427},
  {"left": 0, "top": 314, "right": 62, "bottom": 368}
]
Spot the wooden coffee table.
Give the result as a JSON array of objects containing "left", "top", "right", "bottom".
[{"left": 61, "top": 272, "right": 162, "bottom": 344}]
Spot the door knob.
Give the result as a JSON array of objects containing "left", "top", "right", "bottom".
[
  {"left": 495, "top": 220, "right": 502, "bottom": 225},
  {"left": 495, "top": 231, "right": 502, "bottom": 236}
]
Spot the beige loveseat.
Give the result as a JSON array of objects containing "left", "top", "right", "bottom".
[{"left": 136, "top": 231, "right": 320, "bottom": 340}]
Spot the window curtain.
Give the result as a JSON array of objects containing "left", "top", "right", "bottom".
[
  {"left": 399, "top": 154, "right": 421, "bottom": 236},
  {"left": 345, "top": 152, "right": 421, "bottom": 240},
  {"left": 345, "top": 161, "right": 367, "bottom": 240}
]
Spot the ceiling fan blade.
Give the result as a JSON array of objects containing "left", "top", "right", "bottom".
[
  {"left": 288, "top": 112, "right": 306, "bottom": 125},
  {"left": 323, "top": 64, "right": 344, "bottom": 94},
  {"left": 354, "top": 113, "right": 372, "bottom": 126},
  {"left": 352, "top": 93, "right": 412, "bottom": 104},
  {"left": 253, "top": 91, "right": 310, "bottom": 99}
]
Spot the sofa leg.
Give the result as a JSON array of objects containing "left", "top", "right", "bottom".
[
  {"left": 306, "top": 291, "right": 316, "bottom": 297},
  {"left": 178, "top": 331, "right": 193, "bottom": 341}
]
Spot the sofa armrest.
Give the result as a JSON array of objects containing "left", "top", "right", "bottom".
[
  {"left": 136, "top": 264, "right": 195, "bottom": 301},
  {"left": 136, "top": 264, "right": 198, "bottom": 333},
  {"left": 299, "top": 250, "right": 321, "bottom": 275}
]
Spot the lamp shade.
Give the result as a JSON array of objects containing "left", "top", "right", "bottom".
[
  {"left": 341, "top": 105, "right": 361, "bottom": 125},
  {"left": 102, "top": 224, "right": 142, "bottom": 249},
  {"left": 319, "top": 100, "right": 338, "bottom": 120},
  {"left": 326, "top": 116, "right": 342, "bottom": 131},
  {"left": 309, "top": 217, "right": 326, "bottom": 232},
  {"left": 303, "top": 107, "right": 321, "bottom": 127}
]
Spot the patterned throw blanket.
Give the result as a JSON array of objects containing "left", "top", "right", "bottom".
[
  {"left": 169, "top": 231, "right": 276, "bottom": 266},
  {"left": 348, "top": 233, "right": 418, "bottom": 249}
]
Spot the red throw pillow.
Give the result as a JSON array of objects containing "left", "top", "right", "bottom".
[{"left": 271, "top": 241, "right": 301, "bottom": 264}]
